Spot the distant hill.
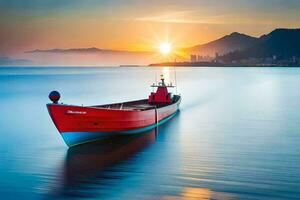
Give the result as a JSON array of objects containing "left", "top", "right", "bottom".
[
  {"left": 186, "top": 32, "right": 259, "bottom": 56},
  {"left": 24, "top": 47, "right": 155, "bottom": 66},
  {"left": 0, "top": 57, "right": 32, "bottom": 65},
  {"left": 26, "top": 47, "right": 150, "bottom": 54},
  {"left": 221, "top": 28, "right": 300, "bottom": 61}
]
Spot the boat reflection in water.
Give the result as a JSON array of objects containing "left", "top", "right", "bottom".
[{"left": 48, "top": 128, "right": 157, "bottom": 198}]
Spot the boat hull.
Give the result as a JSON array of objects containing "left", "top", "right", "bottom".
[{"left": 47, "top": 96, "right": 181, "bottom": 147}]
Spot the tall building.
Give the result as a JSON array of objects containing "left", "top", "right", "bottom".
[
  {"left": 215, "top": 52, "right": 219, "bottom": 62},
  {"left": 190, "top": 54, "right": 197, "bottom": 62},
  {"left": 197, "top": 55, "right": 203, "bottom": 61}
]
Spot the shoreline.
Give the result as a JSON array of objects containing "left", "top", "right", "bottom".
[{"left": 149, "top": 62, "right": 300, "bottom": 67}]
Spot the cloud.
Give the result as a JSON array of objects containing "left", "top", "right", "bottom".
[
  {"left": 125, "top": 10, "right": 245, "bottom": 25},
  {"left": 128, "top": 11, "right": 286, "bottom": 25}
]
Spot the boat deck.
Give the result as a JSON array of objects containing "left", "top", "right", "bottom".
[
  {"left": 92, "top": 95, "right": 180, "bottom": 111},
  {"left": 93, "top": 99, "right": 156, "bottom": 111}
]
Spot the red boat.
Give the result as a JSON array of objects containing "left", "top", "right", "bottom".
[{"left": 47, "top": 75, "right": 181, "bottom": 147}]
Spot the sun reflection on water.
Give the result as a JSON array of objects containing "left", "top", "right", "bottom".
[{"left": 163, "top": 187, "right": 235, "bottom": 200}]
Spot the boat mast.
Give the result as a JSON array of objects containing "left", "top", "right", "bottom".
[
  {"left": 173, "top": 65, "right": 178, "bottom": 94},
  {"left": 173, "top": 55, "right": 178, "bottom": 94}
]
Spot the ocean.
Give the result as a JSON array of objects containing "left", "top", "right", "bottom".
[{"left": 1, "top": 66, "right": 300, "bottom": 199}]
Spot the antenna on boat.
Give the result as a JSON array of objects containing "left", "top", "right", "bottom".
[{"left": 173, "top": 65, "right": 178, "bottom": 94}]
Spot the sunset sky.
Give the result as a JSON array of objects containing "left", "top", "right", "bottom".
[{"left": 1, "top": 0, "right": 300, "bottom": 65}]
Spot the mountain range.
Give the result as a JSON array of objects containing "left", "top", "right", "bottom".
[
  {"left": 221, "top": 29, "right": 300, "bottom": 61},
  {"left": 187, "top": 28, "right": 300, "bottom": 61}
]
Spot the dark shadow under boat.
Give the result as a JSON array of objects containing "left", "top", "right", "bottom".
[{"left": 46, "top": 129, "right": 157, "bottom": 199}]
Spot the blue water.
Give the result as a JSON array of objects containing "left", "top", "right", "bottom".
[{"left": 1, "top": 66, "right": 300, "bottom": 199}]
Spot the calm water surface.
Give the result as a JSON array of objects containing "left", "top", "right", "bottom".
[{"left": 1, "top": 66, "right": 300, "bottom": 199}]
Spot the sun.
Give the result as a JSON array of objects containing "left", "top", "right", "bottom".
[{"left": 159, "top": 42, "right": 172, "bottom": 55}]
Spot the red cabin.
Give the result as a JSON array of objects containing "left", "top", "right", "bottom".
[{"left": 148, "top": 75, "right": 174, "bottom": 104}]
